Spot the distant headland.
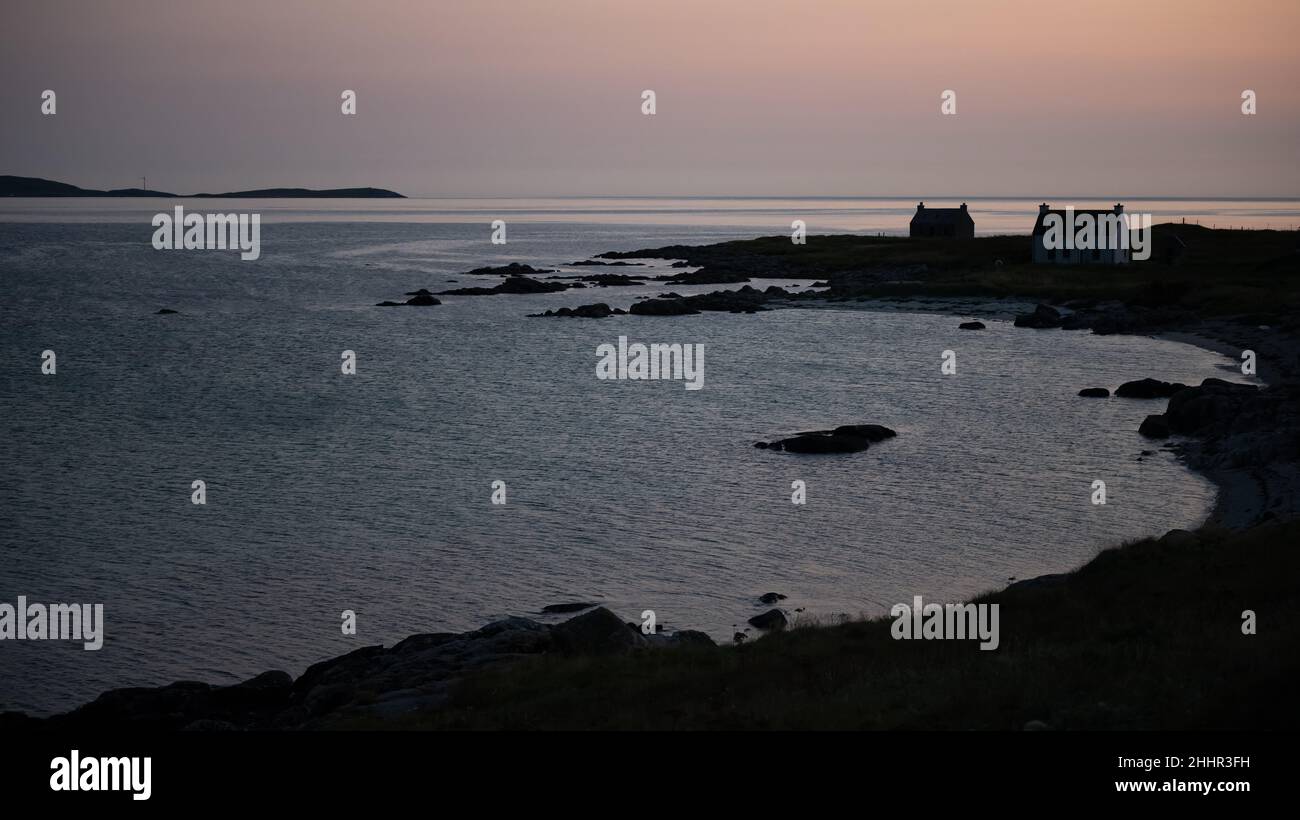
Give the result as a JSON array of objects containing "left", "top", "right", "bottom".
[{"left": 0, "top": 175, "right": 405, "bottom": 199}]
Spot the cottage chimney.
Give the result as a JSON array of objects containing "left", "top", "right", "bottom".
[
  {"left": 960, "top": 202, "right": 967, "bottom": 211},
  {"left": 1114, "top": 202, "right": 1124, "bottom": 214},
  {"left": 1039, "top": 202, "right": 1050, "bottom": 215},
  {"left": 917, "top": 201, "right": 924, "bottom": 210}
]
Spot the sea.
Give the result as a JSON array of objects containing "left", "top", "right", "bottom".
[{"left": 0, "top": 196, "right": 1284, "bottom": 715}]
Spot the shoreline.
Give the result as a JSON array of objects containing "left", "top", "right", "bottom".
[
  {"left": 7, "top": 228, "right": 1298, "bottom": 728},
  {"left": 760, "top": 294, "right": 1295, "bottom": 531}
]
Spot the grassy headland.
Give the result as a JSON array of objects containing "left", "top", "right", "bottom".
[
  {"left": 389, "top": 521, "right": 1299, "bottom": 730},
  {"left": 606, "top": 224, "right": 1300, "bottom": 324}
]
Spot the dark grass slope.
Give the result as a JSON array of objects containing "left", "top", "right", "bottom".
[{"left": 363, "top": 521, "right": 1299, "bottom": 730}]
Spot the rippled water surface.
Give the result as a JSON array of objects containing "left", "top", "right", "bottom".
[{"left": 0, "top": 215, "right": 1253, "bottom": 714}]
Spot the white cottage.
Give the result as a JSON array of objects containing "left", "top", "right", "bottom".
[{"left": 1031, "top": 203, "right": 1132, "bottom": 265}]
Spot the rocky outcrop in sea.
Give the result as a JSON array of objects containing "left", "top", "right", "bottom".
[{"left": 756, "top": 424, "right": 897, "bottom": 454}]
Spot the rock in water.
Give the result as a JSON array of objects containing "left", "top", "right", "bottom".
[
  {"left": 1116, "top": 378, "right": 1187, "bottom": 399},
  {"left": 439, "top": 276, "right": 568, "bottom": 296},
  {"left": 461, "top": 262, "right": 555, "bottom": 277},
  {"left": 629, "top": 298, "right": 702, "bottom": 316},
  {"left": 1078, "top": 388, "right": 1110, "bottom": 398},
  {"left": 376, "top": 288, "right": 441, "bottom": 306},
  {"left": 958, "top": 321, "right": 985, "bottom": 330},
  {"left": 757, "top": 424, "right": 896, "bottom": 454},
  {"left": 528, "top": 303, "right": 613, "bottom": 318},
  {"left": 405, "top": 290, "right": 441, "bottom": 306},
  {"left": 829, "top": 424, "right": 897, "bottom": 442},
  {"left": 779, "top": 434, "right": 871, "bottom": 454},
  {"left": 542, "top": 602, "right": 599, "bottom": 614}
]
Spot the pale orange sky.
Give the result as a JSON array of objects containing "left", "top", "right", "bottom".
[{"left": 2, "top": 0, "right": 1297, "bottom": 196}]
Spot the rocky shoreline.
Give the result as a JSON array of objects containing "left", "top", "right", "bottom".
[
  {"left": 813, "top": 296, "right": 1300, "bottom": 530},
  {"left": 2, "top": 606, "right": 717, "bottom": 730},
  {"left": 10, "top": 233, "right": 1297, "bottom": 730},
  {"left": 835, "top": 298, "right": 1297, "bottom": 529}
]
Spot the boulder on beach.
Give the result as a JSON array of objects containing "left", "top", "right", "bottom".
[
  {"left": 38, "top": 603, "right": 744, "bottom": 728},
  {"left": 1139, "top": 414, "right": 1172, "bottom": 438},
  {"left": 1013, "top": 304, "right": 1062, "bottom": 329},
  {"left": 60, "top": 669, "right": 295, "bottom": 729},
  {"left": 958, "top": 321, "right": 986, "bottom": 330},
  {"left": 1116, "top": 378, "right": 1187, "bottom": 399},
  {"left": 1164, "top": 378, "right": 1260, "bottom": 434},
  {"left": 1158, "top": 529, "right": 1200, "bottom": 548},
  {"left": 667, "top": 630, "right": 717, "bottom": 649},
  {"left": 758, "top": 592, "right": 787, "bottom": 605},
  {"left": 1078, "top": 388, "right": 1110, "bottom": 398},
  {"left": 550, "top": 607, "right": 648, "bottom": 655},
  {"left": 748, "top": 609, "right": 788, "bottom": 631}
]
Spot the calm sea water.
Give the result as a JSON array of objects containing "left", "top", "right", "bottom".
[
  {"left": 0, "top": 199, "right": 1268, "bottom": 715},
  {"left": 2, "top": 196, "right": 1298, "bottom": 232}
]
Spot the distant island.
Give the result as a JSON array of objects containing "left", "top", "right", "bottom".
[{"left": 0, "top": 175, "right": 404, "bottom": 199}]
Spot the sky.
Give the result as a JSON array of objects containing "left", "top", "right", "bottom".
[{"left": 2, "top": 0, "right": 1298, "bottom": 197}]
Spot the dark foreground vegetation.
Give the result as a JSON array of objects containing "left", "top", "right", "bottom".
[{"left": 375, "top": 521, "right": 1299, "bottom": 730}]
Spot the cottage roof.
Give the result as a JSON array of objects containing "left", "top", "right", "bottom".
[
  {"left": 1032, "top": 204, "right": 1127, "bottom": 235},
  {"left": 910, "top": 203, "right": 973, "bottom": 225}
]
